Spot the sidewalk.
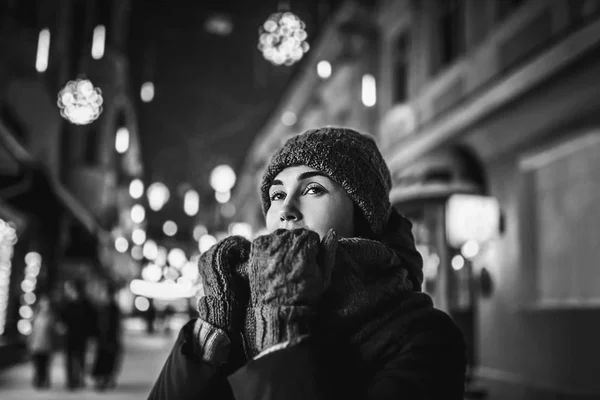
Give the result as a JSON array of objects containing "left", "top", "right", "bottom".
[{"left": 0, "top": 319, "right": 176, "bottom": 400}]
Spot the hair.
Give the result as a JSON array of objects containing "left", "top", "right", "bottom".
[{"left": 353, "top": 204, "right": 376, "bottom": 239}]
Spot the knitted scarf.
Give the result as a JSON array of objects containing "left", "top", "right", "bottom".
[{"left": 316, "top": 208, "right": 429, "bottom": 364}]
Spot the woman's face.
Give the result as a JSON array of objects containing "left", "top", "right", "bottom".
[{"left": 266, "top": 165, "right": 354, "bottom": 239}]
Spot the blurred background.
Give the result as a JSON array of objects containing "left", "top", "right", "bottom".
[{"left": 1, "top": 0, "right": 600, "bottom": 399}]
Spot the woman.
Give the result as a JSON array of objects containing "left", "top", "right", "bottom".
[{"left": 148, "top": 127, "right": 466, "bottom": 399}]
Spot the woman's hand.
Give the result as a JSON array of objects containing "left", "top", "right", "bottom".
[
  {"left": 197, "top": 235, "right": 251, "bottom": 370},
  {"left": 245, "top": 228, "right": 337, "bottom": 356}
]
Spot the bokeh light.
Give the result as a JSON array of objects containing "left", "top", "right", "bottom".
[
  {"left": 147, "top": 182, "right": 170, "bottom": 211},
  {"left": 131, "top": 204, "right": 145, "bottom": 224},
  {"left": 129, "top": 179, "right": 144, "bottom": 199},
  {"left": 317, "top": 60, "right": 332, "bottom": 79},
  {"left": 17, "top": 319, "right": 32, "bottom": 335},
  {"left": 134, "top": 296, "right": 150, "bottom": 312},
  {"left": 131, "top": 245, "right": 144, "bottom": 261},
  {"left": 132, "top": 228, "right": 147, "bottom": 246},
  {"left": 163, "top": 221, "right": 178, "bottom": 237},
  {"left": 143, "top": 240, "right": 158, "bottom": 260},
  {"left": 258, "top": 11, "right": 309, "bottom": 66},
  {"left": 210, "top": 165, "right": 236, "bottom": 193},
  {"left": 57, "top": 78, "right": 103, "bottom": 125},
  {"left": 115, "top": 236, "right": 129, "bottom": 253},
  {"left": 141, "top": 82, "right": 155, "bottom": 102},
  {"left": 141, "top": 263, "right": 162, "bottom": 283},
  {"left": 168, "top": 248, "right": 187, "bottom": 269},
  {"left": 198, "top": 234, "right": 217, "bottom": 253}
]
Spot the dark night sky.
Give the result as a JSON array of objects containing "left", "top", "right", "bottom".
[
  {"left": 126, "top": 0, "right": 342, "bottom": 234},
  {"left": 128, "top": 0, "right": 340, "bottom": 186}
]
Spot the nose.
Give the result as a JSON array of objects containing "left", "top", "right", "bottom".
[{"left": 279, "top": 202, "right": 301, "bottom": 223}]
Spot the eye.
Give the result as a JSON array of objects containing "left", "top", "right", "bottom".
[
  {"left": 270, "top": 191, "right": 285, "bottom": 201},
  {"left": 304, "top": 184, "right": 325, "bottom": 195}
]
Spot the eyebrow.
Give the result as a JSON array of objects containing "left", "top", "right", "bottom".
[{"left": 270, "top": 171, "right": 330, "bottom": 187}]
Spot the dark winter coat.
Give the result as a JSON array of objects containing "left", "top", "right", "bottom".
[
  {"left": 60, "top": 298, "right": 96, "bottom": 348},
  {"left": 92, "top": 302, "right": 122, "bottom": 377},
  {"left": 148, "top": 210, "right": 466, "bottom": 399},
  {"left": 148, "top": 292, "right": 465, "bottom": 400}
]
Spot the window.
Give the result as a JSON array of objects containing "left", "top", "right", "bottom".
[
  {"left": 393, "top": 32, "right": 410, "bottom": 104},
  {"left": 496, "top": 0, "right": 526, "bottom": 22},
  {"left": 520, "top": 131, "right": 600, "bottom": 307},
  {"left": 432, "top": 0, "right": 465, "bottom": 75}
]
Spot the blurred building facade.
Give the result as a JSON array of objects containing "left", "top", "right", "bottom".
[
  {"left": 0, "top": 0, "right": 143, "bottom": 364},
  {"left": 234, "top": 0, "right": 600, "bottom": 398}
]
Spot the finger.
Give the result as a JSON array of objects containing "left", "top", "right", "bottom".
[{"left": 197, "top": 255, "right": 216, "bottom": 296}]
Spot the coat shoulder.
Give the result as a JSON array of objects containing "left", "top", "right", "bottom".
[
  {"left": 390, "top": 292, "right": 463, "bottom": 337},
  {"left": 368, "top": 293, "right": 467, "bottom": 398},
  {"left": 370, "top": 291, "right": 467, "bottom": 370}
]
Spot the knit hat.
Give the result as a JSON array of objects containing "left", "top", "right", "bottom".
[{"left": 260, "top": 127, "right": 393, "bottom": 237}]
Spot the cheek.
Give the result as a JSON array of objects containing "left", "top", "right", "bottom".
[
  {"left": 326, "top": 205, "right": 354, "bottom": 237},
  {"left": 303, "top": 198, "right": 354, "bottom": 238},
  {"left": 265, "top": 206, "right": 280, "bottom": 232}
]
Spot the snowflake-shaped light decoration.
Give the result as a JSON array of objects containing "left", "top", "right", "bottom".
[
  {"left": 57, "top": 78, "right": 103, "bottom": 125},
  {"left": 258, "top": 11, "right": 309, "bottom": 66}
]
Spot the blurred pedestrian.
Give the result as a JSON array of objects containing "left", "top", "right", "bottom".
[
  {"left": 92, "top": 284, "right": 123, "bottom": 391},
  {"left": 161, "top": 304, "right": 175, "bottom": 334},
  {"left": 28, "top": 294, "right": 56, "bottom": 389},
  {"left": 149, "top": 127, "right": 466, "bottom": 399},
  {"left": 60, "top": 279, "right": 96, "bottom": 390},
  {"left": 145, "top": 299, "right": 157, "bottom": 335}
]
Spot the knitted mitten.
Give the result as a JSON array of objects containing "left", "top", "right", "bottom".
[
  {"left": 245, "top": 228, "right": 337, "bottom": 357},
  {"left": 197, "top": 235, "right": 251, "bottom": 368}
]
